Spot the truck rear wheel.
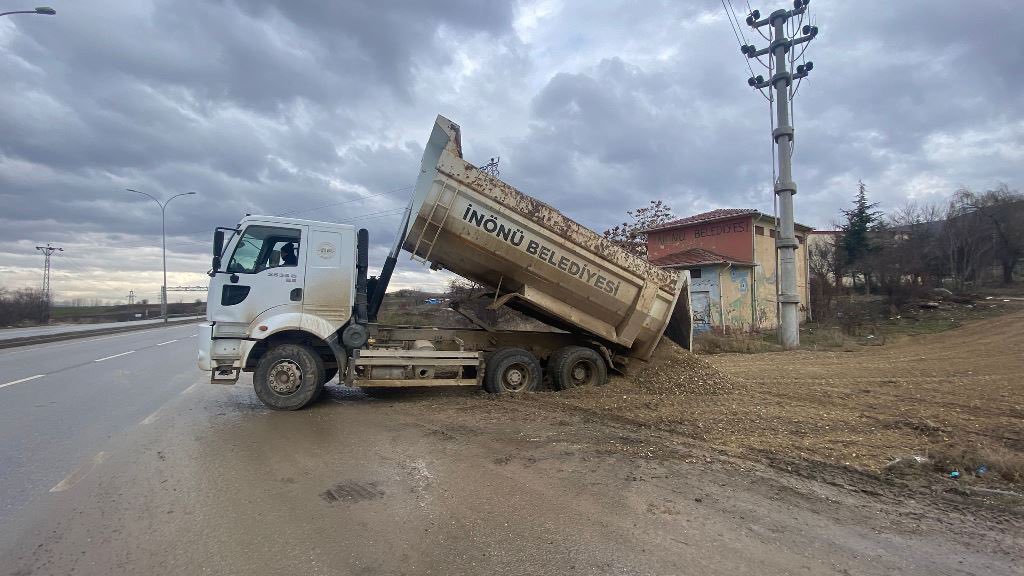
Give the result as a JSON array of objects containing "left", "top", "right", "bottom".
[
  {"left": 484, "top": 348, "right": 541, "bottom": 394},
  {"left": 550, "top": 346, "right": 606, "bottom": 390},
  {"left": 253, "top": 343, "right": 324, "bottom": 410}
]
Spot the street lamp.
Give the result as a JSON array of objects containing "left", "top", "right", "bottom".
[
  {"left": 0, "top": 7, "right": 57, "bottom": 17},
  {"left": 128, "top": 189, "right": 197, "bottom": 324}
]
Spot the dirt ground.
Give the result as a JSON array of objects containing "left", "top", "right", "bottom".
[
  {"left": 487, "top": 305, "right": 1024, "bottom": 498},
  {"left": 4, "top": 311, "right": 1024, "bottom": 574}
]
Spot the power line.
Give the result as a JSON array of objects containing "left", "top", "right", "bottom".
[
  {"left": 275, "top": 185, "right": 413, "bottom": 217},
  {"left": 337, "top": 207, "right": 408, "bottom": 224}
]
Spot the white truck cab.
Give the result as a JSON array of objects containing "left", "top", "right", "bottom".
[{"left": 199, "top": 215, "right": 357, "bottom": 406}]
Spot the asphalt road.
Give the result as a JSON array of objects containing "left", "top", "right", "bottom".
[
  {"left": 0, "top": 322, "right": 201, "bottom": 522},
  {"left": 0, "top": 327, "right": 1018, "bottom": 575}
]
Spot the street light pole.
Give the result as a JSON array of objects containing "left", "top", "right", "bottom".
[
  {"left": 0, "top": 7, "right": 57, "bottom": 17},
  {"left": 128, "top": 189, "right": 196, "bottom": 324}
]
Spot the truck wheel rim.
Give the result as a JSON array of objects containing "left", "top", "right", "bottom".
[
  {"left": 570, "top": 360, "right": 594, "bottom": 386},
  {"left": 503, "top": 363, "right": 529, "bottom": 392},
  {"left": 268, "top": 360, "right": 302, "bottom": 395}
]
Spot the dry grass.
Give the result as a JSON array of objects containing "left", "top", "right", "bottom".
[
  {"left": 928, "top": 443, "right": 1024, "bottom": 485},
  {"left": 694, "top": 331, "right": 780, "bottom": 354}
]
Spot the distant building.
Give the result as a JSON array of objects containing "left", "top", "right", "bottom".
[{"left": 645, "top": 208, "right": 813, "bottom": 332}]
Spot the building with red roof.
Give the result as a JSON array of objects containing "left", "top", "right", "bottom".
[{"left": 645, "top": 209, "right": 813, "bottom": 332}]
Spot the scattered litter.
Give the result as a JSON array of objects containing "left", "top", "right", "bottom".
[
  {"left": 975, "top": 464, "right": 988, "bottom": 476},
  {"left": 985, "top": 296, "right": 993, "bottom": 300},
  {"left": 918, "top": 301, "right": 940, "bottom": 309},
  {"left": 865, "top": 335, "right": 875, "bottom": 339},
  {"left": 949, "top": 470, "right": 961, "bottom": 479},
  {"left": 885, "top": 455, "right": 929, "bottom": 469},
  {"left": 1003, "top": 299, "right": 1010, "bottom": 302}
]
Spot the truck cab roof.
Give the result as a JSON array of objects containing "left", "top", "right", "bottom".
[{"left": 239, "top": 214, "right": 356, "bottom": 231}]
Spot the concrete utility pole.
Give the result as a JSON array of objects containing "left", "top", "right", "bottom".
[
  {"left": 740, "top": 0, "right": 817, "bottom": 348},
  {"left": 127, "top": 189, "right": 197, "bottom": 324},
  {"left": 35, "top": 243, "right": 63, "bottom": 302}
]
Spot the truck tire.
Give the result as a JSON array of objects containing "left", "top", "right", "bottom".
[
  {"left": 550, "top": 346, "right": 607, "bottom": 390},
  {"left": 253, "top": 343, "right": 325, "bottom": 410},
  {"left": 484, "top": 348, "right": 541, "bottom": 394}
]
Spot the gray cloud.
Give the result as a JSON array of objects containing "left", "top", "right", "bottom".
[{"left": 0, "top": 0, "right": 1021, "bottom": 301}]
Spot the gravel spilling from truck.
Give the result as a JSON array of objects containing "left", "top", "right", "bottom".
[{"left": 624, "top": 340, "right": 732, "bottom": 396}]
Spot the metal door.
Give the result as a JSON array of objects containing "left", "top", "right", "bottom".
[{"left": 691, "top": 291, "right": 712, "bottom": 328}]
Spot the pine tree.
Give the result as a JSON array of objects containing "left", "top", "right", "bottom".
[{"left": 839, "top": 181, "right": 883, "bottom": 289}]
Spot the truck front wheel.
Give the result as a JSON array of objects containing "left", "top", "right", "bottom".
[
  {"left": 253, "top": 343, "right": 324, "bottom": 410},
  {"left": 549, "top": 346, "right": 607, "bottom": 390},
  {"left": 484, "top": 348, "right": 541, "bottom": 394}
]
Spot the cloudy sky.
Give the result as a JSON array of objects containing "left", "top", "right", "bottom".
[{"left": 1, "top": 0, "right": 1020, "bottom": 302}]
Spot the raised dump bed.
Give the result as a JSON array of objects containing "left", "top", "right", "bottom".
[{"left": 401, "top": 115, "right": 691, "bottom": 359}]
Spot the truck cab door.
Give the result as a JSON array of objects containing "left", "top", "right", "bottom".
[
  {"left": 211, "top": 223, "right": 307, "bottom": 333},
  {"left": 301, "top": 227, "right": 355, "bottom": 332}
]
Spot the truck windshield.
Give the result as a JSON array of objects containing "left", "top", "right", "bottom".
[{"left": 227, "top": 225, "right": 301, "bottom": 274}]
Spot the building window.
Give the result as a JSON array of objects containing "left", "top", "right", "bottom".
[
  {"left": 769, "top": 229, "right": 777, "bottom": 238},
  {"left": 755, "top": 226, "right": 765, "bottom": 236},
  {"left": 797, "top": 235, "right": 804, "bottom": 244},
  {"left": 690, "top": 268, "right": 702, "bottom": 279}
]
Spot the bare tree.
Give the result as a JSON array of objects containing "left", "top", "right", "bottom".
[
  {"left": 961, "top": 184, "right": 1024, "bottom": 284},
  {"left": 808, "top": 233, "right": 843, "bottom": 316},
  {"left": 0, "top": 288, "right": 50, "bottom": 326},
  {"left": 602, "top": 200, "right": 674, "bottom": 259},
  {"left": 943, "top": 190, "right": 990, "bottom": 290},
  {"left": 883, "top": 201, "right": 945, "bottom": 287}
]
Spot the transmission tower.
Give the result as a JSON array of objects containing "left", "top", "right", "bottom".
[
  {"left": 35, "top": 243, "right": 64, "bottom": 301},
  {"left": 730, "top": 0, "right": 818, "bottom": 348},
  {"left": 127, "top": 290, "right": 136, "bottom": 305}
]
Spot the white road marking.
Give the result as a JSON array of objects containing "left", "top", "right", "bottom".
[
  {"left": 156, "top": 339, "right": 178, "bottom": 346},
  {"left": 0, "top": 374, "right": 45, "bottom": 389},
  {"left": 181, "top": 381, "right": 202, "bottom": 394},
  {"left": 189, "top": 334, "right": 198, "bottom": 337},
  {"left": 50, "top": 451, "right": 109, "bottom": 493},
  {"left": 94, "top": 350, "right": 135, "bottom": 362},
  {"left": 140, "top": 408, "right": 162, "bottom": 425}
]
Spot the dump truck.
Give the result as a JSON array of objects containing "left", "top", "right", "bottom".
[{"left": 198, "top": 115, "right": 692, "bottom": 410}]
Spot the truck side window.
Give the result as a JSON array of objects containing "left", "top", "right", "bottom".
[{"left": 227, "top": 226, "right": 301, "bottom": 274}]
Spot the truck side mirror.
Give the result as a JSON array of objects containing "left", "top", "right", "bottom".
[{"left": 212, "top": 230, "right": 224, "bottom": 272}]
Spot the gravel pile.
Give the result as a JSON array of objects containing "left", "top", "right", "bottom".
[{"left": 625, "top": 340, "right": 733, "bottom": 396}]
